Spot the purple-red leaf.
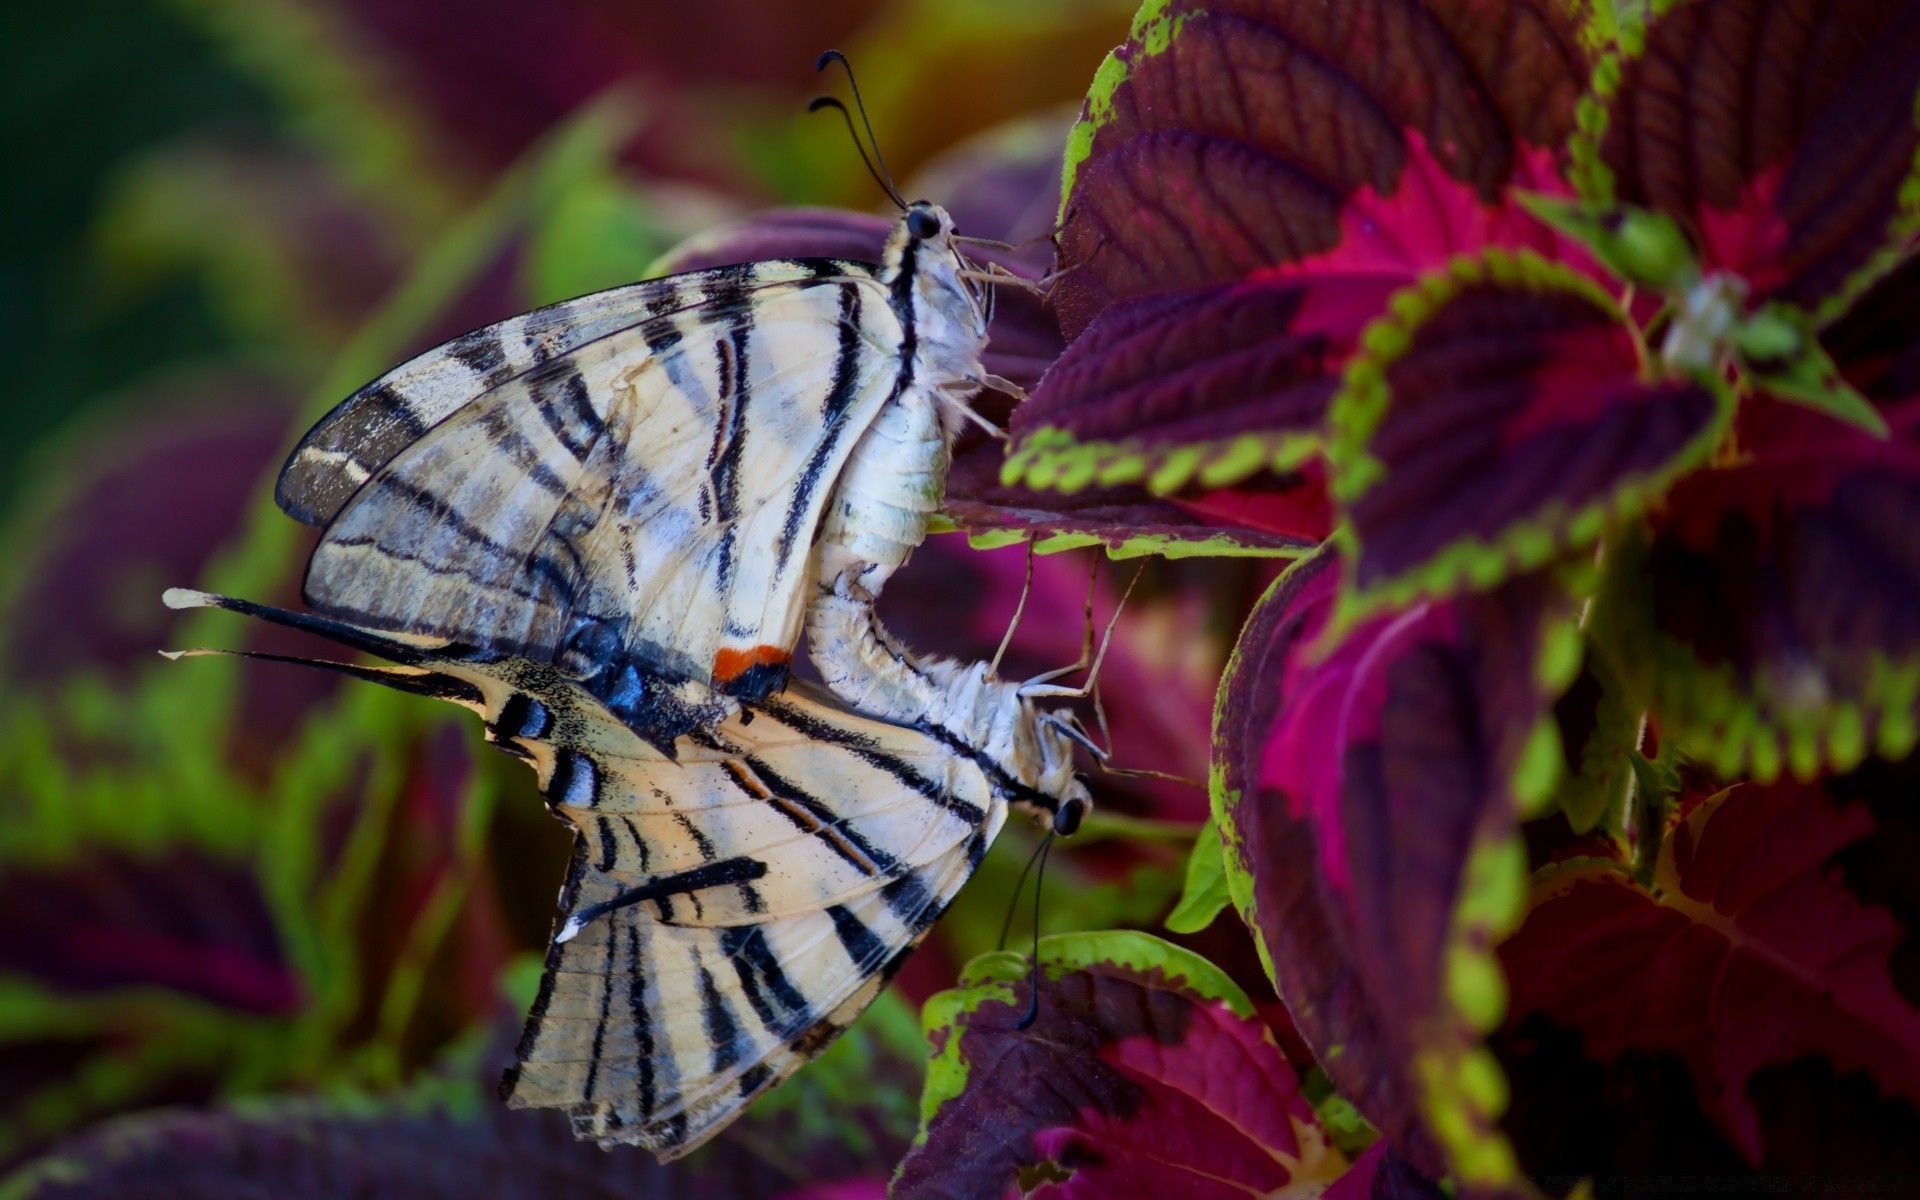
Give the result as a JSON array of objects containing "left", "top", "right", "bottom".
[
  {"left": 1599, "top": 398, "right": 1920, "bottom": 781},
  {"left": 1330, "top": 251, "right": 1728, "bottom": 611},
  {"left": 0, "top": 849, "right": 298, "bottom": 1014},
  {"left": 1215, "top": 549, "right": 1580, "bottom": 1185},
  {"left": 1005, "top": 276, "right": 1401, "bottom": 499},
  {"left": 1584, "top": 0, "right": 1920, "bottom": 318},
  {"left": 7, "top": 1100, "right": 802, "bottom": 1200},
  {"left": 896, "top": 931, "right": 1348, "bottom": 1199},
  {"left": 942, "top": 440, "right": 1310, "bottom": 556},
  {"left": 1492, "top": 756, "right": 1920, "bottom": 1182},
  {"left": 1050, "top": 0, "right": 1591, "bottom": 340}
]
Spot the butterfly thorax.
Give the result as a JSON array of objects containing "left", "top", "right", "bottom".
[
  {"left": 816, "top": 203, "right": 988, "bottom": 595},
  {"left": 805, "top": 569, "right": 1090, "bottom": 830}
]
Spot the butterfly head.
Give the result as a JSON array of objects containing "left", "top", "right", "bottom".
[
  {"left": 1028, "top": 709, "right": 1095, "bottom": 838},
  {"left": 883, "top": 201, "right": 993, "bottom": 392}
]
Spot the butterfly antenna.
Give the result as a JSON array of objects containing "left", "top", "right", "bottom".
[
  {"left": 1014, "top": 831, "right": 1056, "bottom": 1031},
  {"left": 995, "top": 831, "right": 1050, "bottom": 951},
  {"left": 814, "top": 49, "right": 905, "bottom": 210},
  {"left": 807, "top": 97, "right": 903, "bottom": 211}
]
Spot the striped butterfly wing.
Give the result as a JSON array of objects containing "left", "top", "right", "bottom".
[
  {"left": 278, "top": 259, "right": 907, "bottom": 706},
  {"left": 506, "top": 688, "right": 1002, "bottom": 1157},
  {"left": 163, "top": 589, "right": 1006, "bottom": 1159}
]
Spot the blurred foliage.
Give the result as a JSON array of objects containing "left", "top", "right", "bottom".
[{"left": 0, "top": 0, "right": 1254, "bottom": 1187}]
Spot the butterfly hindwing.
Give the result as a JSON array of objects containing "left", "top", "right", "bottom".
[
  {"left": 161, "top": 588, "right": 1008, "bottom": 1160},
  {"left": 284, "top": 259, "right": 907, "bottom": 699}
]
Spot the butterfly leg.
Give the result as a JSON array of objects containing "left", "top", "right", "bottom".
[
  {"left": 1019, "top": 561, "right": 1146, "bottom": 699},
  {"left": 988, "top": 541, "right": 1035, "bottom": 679}
]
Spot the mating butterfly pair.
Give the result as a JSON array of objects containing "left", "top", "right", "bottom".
[{"left": 169, "top": 190, "right": 1095, "bottom": 1158}]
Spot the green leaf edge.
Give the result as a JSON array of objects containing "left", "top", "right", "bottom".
[
  {"left": 1595, "top": 533, "right": 1920, "bottom": 783},
  {"left": 1325, "top": 245, "right": 1734, "bottom": 626},
  {"left": 1208, "top": 552, "right": 1337, "bottom": 991},
  {"left": 933, "top": 522, "right": 1308, "bottom": 561},
  {"left": 1164, "top": 816, "right": 1231, "bottom": 934},
  {"left": 1002, "top": 426, "right": 1323, "bottom": 498},
  {"left": 913, "top": 929, "right": 1256, "bottom": 1146},
  {"left": 1566, "top": 0, "right": 1920, "bottom": 327},
  {"left": 1056, "top": 0, "right": 1198, "bottom": 224}
]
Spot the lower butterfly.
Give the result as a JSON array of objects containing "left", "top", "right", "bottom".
[{"left": 163, "top": 584, "right": 1090, "bottom": 1158}]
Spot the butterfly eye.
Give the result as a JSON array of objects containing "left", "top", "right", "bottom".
[
  {"left": 906, "top": 208, "right": 941, "bottom": 240},
  {"left": 1053, "top": 794, "right": 1087, "bottom": 837}
]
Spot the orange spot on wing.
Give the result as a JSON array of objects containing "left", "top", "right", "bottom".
[{"left": 712, "top": 644, "right": 790, "bottom": 684}]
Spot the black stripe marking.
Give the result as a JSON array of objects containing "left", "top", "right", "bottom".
[
  {"left": 740, "top": 1061, "right": 774, "bottom": 1098},
  {"left": 529, "top": 367, "right": 601, "bottom": 461},
  {"left": 828, "top": 904, "right": 887, "bottom": 970},
  {"left": 698, "top": 963, "right": 743, "bottom": 1072},
  {"left": 626, "top": 922, "right": 658, "bottom": 1118},
  {"left": 776, "top": 283, "right": 868, "bottom": 564},
  {"left": 478, "top": 406, "right": 569, "bottom": 498},
  {"left": 622, "top": 816, "right": 651, "bottom": 872},
  {"left": 719, "top": 924, "right": 812, "bottom": 1037},
  {"left": 584, "top": 915, "right": 620, "bottom": 1101},
  {"left": 881, "top": 871, "right": 936, "bottom": 932},
  {"left": 569, "top": 855, "right": 768, "bottom": 932},
  {"left": 448, "top": 329, "right": 509, "bottom": 380},
  {"left": 365, "top": 382, "right": 430, "bottom": 438},
  {"left": 756, "top": 701, "right": 988, "bottom": 826},
  {"left": 725, "top": 758, "right": 897, "bottom": 878},
  {"left": 595, "top": 815, "right": 620, "bottom": 871},
  {"left": 359, "top": 475, "right": 527, "bottom": 559}
]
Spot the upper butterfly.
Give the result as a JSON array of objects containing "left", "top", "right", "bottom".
[{"left": 275, "top": 199, "right": 1000, "bottom": 747}]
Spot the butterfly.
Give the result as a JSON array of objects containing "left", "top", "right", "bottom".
[
  {"left": 273, "top": 199, "right": 1012, "bottom": 752},
  {"left": 163, "top": 584, "right": 1090, "bottom": 1158}
]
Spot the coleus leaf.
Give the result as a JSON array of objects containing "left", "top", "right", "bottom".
[
  {"left": 1574, "top": 0, "right": 1920, "bottom": 323},
  {"left": 0, "top": 849, "right": 298, "bottom": 1014},
  {"left": 1052, "top": 0, "right": 1593, "bottom": 338},
  {"left": 1005, "top": 275, "right": 1401, "bottom": 498},
  {"left": 1328, "top": 248, "right": 1730, "bottom": 614},
  {"left": 2, "top": 1098, "right": 803, "bottom": 1199},
  {"left": 1544, "top": 645, "right": 1640, "bottom": 838},
  {"left": 942, "top": 437, "right": 1309, "bottom": 559},
  {"left": 1492, "top": 756, "right": 1920, "bottom": 1180},
  {"left": 895, "top": 930, "right": 1350, "bottom": 1198},
  {"left": 1017, "top": 0, "right": 1594, "bottom": 509},
  {"left": 1213, "top": 548, "right": 1583, "bottom": 1185},
  {"left": 1594, "top": 400, "right": 1920, "bottom": 781}
]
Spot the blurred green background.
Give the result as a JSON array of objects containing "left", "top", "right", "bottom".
[{"left": 0, "top": 0, "right": 1255, "bottom": 1187}]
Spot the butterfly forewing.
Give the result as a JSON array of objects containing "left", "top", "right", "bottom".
[{"left": 286, "top": 259, "right": 906, "bottom": 701}]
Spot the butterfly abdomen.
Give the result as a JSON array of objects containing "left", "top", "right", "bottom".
[{"left": 814, "top": 387, "right": 949, "bottom": 592}]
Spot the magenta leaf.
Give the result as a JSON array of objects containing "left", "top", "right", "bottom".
[
  {"left": 1579, "top": 0, "right": 1920, "bottom": 320},
  {"left": 1215, "top": 548, "right": 1582, "bottom": 1185},
  {"left": 1492, "top": 756, "right": 1920, "bottom": 1182},
  {"left": 1329, "top": 250, "right": 1729, "bottom": 611},
  {"left": 1005, "top": 276, "right": 1401, "bottom": 499},
  {"left": 0, "top": 849, "right": 298, "bottom": 1015},
  {"left": 1050, "top": 0, "right": 1592, "bottom": 341},
  {"left": 1597, "top": 399, "right": 1920, "bottom": 781},
  {"left": 896, "top": 931, "right": 1350, "bottom": 1199}
]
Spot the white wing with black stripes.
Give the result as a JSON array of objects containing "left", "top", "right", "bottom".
[
  {"left": 277, "top": 257, "right": 911, "bottom": 706},
  {"left": 162, "top": 587, "right": 1006, "bottom": 1160}
]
